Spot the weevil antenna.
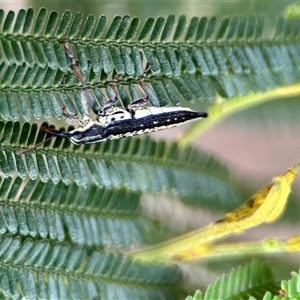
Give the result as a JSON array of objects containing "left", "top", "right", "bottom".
[
  {"left": 42, "top": 127, "right": 73, "bottom": 138},
  {"left": 17, "top": 136, "right": 54, "bottom": 155}
]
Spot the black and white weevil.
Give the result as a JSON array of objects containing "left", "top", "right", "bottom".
[{"left": 19, "top": 44, "right": 208, "bottom": 154}]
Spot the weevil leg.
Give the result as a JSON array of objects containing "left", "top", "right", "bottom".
[
  {"left": 17, "top": 136, "right": 54, "bottom": 155},
  {"left": 99, "top": 74, "right": 122, "bottom": 113},
  {"left": 128, "top": 64, "right": 151, "bottom": 109},
  {"left": 64, "top": 43, "right": 91, "bottom": 122},
  {"left": 62, "top": 104, "right": 82, "bottom": 125}
]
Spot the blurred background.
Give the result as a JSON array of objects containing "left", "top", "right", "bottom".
[{"left": 3, "top": 0, "right": 300, "bottom": 283}]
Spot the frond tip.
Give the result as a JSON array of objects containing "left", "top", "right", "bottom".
[
  {"left": 186, "top": 260, "right": 280, "bottom": 300},
  {"left": 278, "top": 270, "right": 300, "bottom": 299}
]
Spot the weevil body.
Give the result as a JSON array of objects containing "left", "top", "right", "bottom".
[
  {"left": 45, "top": 106, "right": 208, "bottom": 145},
  {"left": 18, "top": 44, "right": 207, "bottom": 154}
]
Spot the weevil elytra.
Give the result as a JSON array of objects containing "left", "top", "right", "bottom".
[{"left": 19, "top": 44, "right": 207, "bottom": 154}]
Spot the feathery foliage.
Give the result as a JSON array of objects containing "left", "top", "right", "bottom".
[
  {"left": 0, "top": 233, "right": 184, "bottom": 299},
  {"left": 0, "top": 8, "right": 300, "bottom": 120},
  {"left": 276, "top": 270, "right": 300, "bottom": 300},
  {"left": 186, "top": 260, "right": 280, "bottom": 300},
  {"left": 0, "top": 119, "right": 243, "bottom": 297},
  {"left": 0, "top": 121, "right": 242, "bottom": 209},
  {"left": 187, "top": 264, "right": 300, "bottom": 300},
  {"left": 0, "top": 118, "right": 243, "bottom": 247},
  {"left": 0, "top": 7, "right": 299, "bottom": 299}
]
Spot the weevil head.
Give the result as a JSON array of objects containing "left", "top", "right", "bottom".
[
  {"left": 42, "top": 127, "right": 73, "bottom": 139},
  {"left": 68, "top": 123, "right": 106, "bottom": 145},
  {"left": 42, "top": 124, "right": 105, "bottom": 145}
]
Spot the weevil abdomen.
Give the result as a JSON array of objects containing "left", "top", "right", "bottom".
[
  {"left": 67, "top": 107, "right": 207, "bottom": 144},
  {"left": 103, "top": 108, "right": 208, "bottom": 139}
]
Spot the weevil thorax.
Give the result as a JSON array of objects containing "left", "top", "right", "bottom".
[{"left": 68, "top": 107, "right": 132, "bottom": 144}]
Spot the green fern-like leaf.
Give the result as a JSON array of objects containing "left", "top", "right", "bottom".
[
  {"left": 0, "top": 122, "right": 246, "bottom": 299},
  {"left": 253, "top": 268, "right": 300, "bottom": 299},
  {"left": 0, "top": 234, "right": 184, "bottom": 299},
  {"left": 187, "top": 260, "right": 280, "bottom": 300},
  {"left": 0, "top": 179, "right": 156, "bottom": 247},
  {"left": 276, "top": 270, "right": 300, "bottom": 300},
  {"left": 1, "top": 8, "right": 300, "bottom": 120},
  {"left": 0, "top": 121, "right": 243, "bottom": 209},
  {"left": 0, "top": 121, "right": 244, "bottom": 298},
  {"left": 0, "top": 120, "right": 243, "bottom": 249}
]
